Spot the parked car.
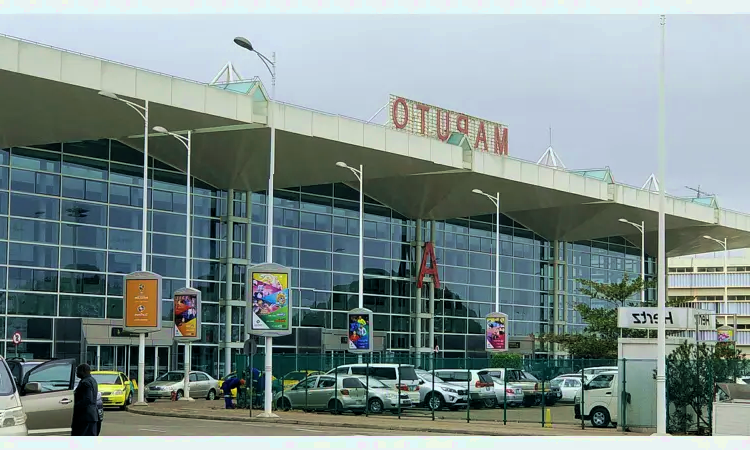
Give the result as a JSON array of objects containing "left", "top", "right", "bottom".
[
  {"left": 274, "top": 374, "right": 367, "bottom": 414},
  {"left": 325, "top": 364, "right": 421, "bottom": 405},
  {"left": 433, "top": 369, "right": 496, "bottom": 408},
  {"left": 490, "top": 376, "right": 524, "bottom": 407},
  {"left": 281, "top": 370, "right": 323, "bottom": 389},
  {"left": 582, "top": 366, "right": 618, "bottom": 378},
  {"left": 91, "top": 371, "right": 135, "bottom": 409},
  {"left": 145, "top": 371, "right": 219, "bottom": 402},
  {"left": 414, "top": 369, "right": 469, "bottom": 411},
  {"left": 480, "top": 368, "right": 541, "bottom": 407},
  {"left": 352, "top": 375, "right": 411, "bottom": 413},
  {"left": 574, "top": 371, "right": 618, "bottom": 428},
  {"left": 6, "top": 358, "right": 45, "bottom": 388},
  {"left": 550, "top": 376, "right": 583, "bottom": 403},
  {"left": 8, "top": 358, "right": 76, "bottom": 435},
  {"left": 0, "top": 355, "right": 28, "bottom": 436},
  {"left": 522, "top": 371, "right": 562, "bottom": 406},
  {"left": 555, "top": 373, "right": 594, "bottom": 383}
]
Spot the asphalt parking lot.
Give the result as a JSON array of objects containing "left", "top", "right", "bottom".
[{"left": 372, "top": 403, "right": 578, "bottom": 424}]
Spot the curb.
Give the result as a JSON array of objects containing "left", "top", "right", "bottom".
[{"left": 125, "top": 407, "right": 622, "bottom": 437}]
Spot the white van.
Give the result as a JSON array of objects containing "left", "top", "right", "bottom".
[
  {"left": 326, "top": 364, "right": 421, "bottom": 405},
  {"left": 0, "top": 356, "right": 27, "bottom": 436},
  {"left": 574, "top": 370, "right": 618, "bottom": 428}
]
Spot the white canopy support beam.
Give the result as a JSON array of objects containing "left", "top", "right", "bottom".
[{"left": 537, "top": 146, "right": 566, "bottom": 169}]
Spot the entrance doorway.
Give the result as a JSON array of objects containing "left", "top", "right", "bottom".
[{"left": 86, "top": 345, "right": 172, "bottom": 384}]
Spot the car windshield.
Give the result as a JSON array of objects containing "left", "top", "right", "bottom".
[
  {"left": 93, "top": 374, "right": 121, "bottom": 385},
  {"left": 0, "top": 361, "right": 15, "bottom": 396},
  {"left": 522, "top": 372, "right": 539, "bottom": 382},
  {"left": 285, "top": 372, "right": 307, "bottom": 381},
  {"left": 362, "top": 377, "right": 389, "bottom": 389},
  {"left": 156, "top": 372, "right": 183, "bottom": 382},
  {"left": 399, "top": 367, "right": 419, "bottom": 381},
  {"left": 416, "top": 371, "right": 445, "bottom": 383},
  {"left": 550, "top": 379, "right": 563, "bottom": 387}
]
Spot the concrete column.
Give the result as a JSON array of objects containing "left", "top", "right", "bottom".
[
  {"left": 414, "top": 219, "right": 423, "bottom": 368},
  {"left": 223, "top": 189, "right": 234, "bottom": 376},
  {"left": 428, "top": 220, "right": 436, "bottom": 370},
  {"left": 245, "top": 190, "right": 253, "bottom": 338}
]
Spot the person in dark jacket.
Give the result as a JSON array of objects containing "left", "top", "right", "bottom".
[
  {"left": 71, "top": 363, "right": 99, "bottom": 436},
  {"left": 95, "top": 391, "right": 104, "bottom": 436},
  {"left": 221, "top": 377, "right": 245, "bottom": 409}
]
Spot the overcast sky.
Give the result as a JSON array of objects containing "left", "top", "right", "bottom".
[{"left": 3, "top": 14, "right": 749, "bottom": 215}]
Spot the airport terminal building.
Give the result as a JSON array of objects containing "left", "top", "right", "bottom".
[{"left": 1, "top": 34, "right": 750, "bottom": 381}]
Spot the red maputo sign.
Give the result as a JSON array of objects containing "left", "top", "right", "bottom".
[
  {"left": 388, "top": 95, "right": 509, "bottom": 156},
  {"left": 417, "top": 242, "right": 440, "bottom": 289}
]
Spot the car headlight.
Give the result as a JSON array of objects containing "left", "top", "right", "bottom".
[
  {"left": 113, "top": 391, "right": 124, "bottom": 396},
  {"left": 0, "top": 407, "right": 26, "bottom": 428},
  {"left": 442, "top": 387, "right": 457, "bottom": 394},
  {"left": 385, "top": 393, "right": 397, "bottom": 399}
]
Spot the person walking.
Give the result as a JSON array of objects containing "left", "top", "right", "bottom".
[{"left": 71, "top": 363, "right": 99, "bottom": 436}]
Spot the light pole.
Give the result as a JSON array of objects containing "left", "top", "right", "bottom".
[
  {"left": 234, "top": 36, "right": 277, "bottom": 418},
  {"left": 98, "top": 90, "right": 149, "bottom": 406},
  {"left": 703, "top": 235, "right": 729, "bottom": 326},
  {"left": 619, "top": 218, "right": 646, "bottom": 304},
  {"left": 655, "top": 14, "right": 667, "bottom": 437},
  {"left": 336, "top": 162, "right": 364, "bottom": 364},
  {"left": 154, "top": 126, "right": 193, "bottom": 401},
  {"left": 472, "top": 189, "right": 500, "bottom": 313}
]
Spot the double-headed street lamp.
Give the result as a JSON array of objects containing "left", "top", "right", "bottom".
[
  {"left": 619, "top": 218, "right": 646, "bottom": 304},
  {"left": 153, "top": 126, "right": 193, "bottom": 401},
  {"left": 472, "top": 189, "right": 501, "bottom": 314},
  {"left": 703, "top": 235, "right": 729, "bottom": 327},
  {"left": 336, "top": 162, "right": 364, "bottom": 363},
  {"left": 98, "top": 90, "right": 149, "bottom": 405},
  {"left": 234, "top": 36, "right": 278, "bottom": 418}
]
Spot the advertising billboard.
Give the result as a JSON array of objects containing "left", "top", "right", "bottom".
[
  {"left": 717, "top": 325, "right": 735, "bottom": 343},
  {"left": 485, "top": 312, "right": 508, "bottom": 352},
  {"left": 173, "top": 287, "right": 201, "bottom": 342},
  {"left": 247, "top": 263, "right": 292, "bottom": 337},
  {"left": 123, "top": 271, "right": 163, "bottom": 333},
  {"left": 347, "top": 308, "right": 373, "bottom": 354}
]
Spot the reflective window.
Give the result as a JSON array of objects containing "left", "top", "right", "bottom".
[
  {"left": 108, "top": 252, "right": 141, "bottom": 274},
  {"left": 300, "top": 231, "right": 331, "bottom": 252},
  {"left": 151, "top": 256, "right": 186, "bottom": 279},
  {"left": 11, "top": 148, "right": 60, "bottom": 172},
  {"left": 6, "top": 317, "right": 53, "bottom": 339},
  {"left": 8, "top": 268, "right": 57, "bottom": 292},
  {"left": 62, "top": 200, "right": 107, "bottom": 226},
  {"left": 152, "top": 212, "right": 186, "bottom": 235},
  {"left": 62, "top": 177, "right": 108, "bottom": 202},
  {"left": 8, "top": 243, "right": 58, "bottom": 269},
  {"left": 60, "top": 271, "right": 106, "bottom": 295},
  {"left": 59, "top": 295, "right": 105, "bottom": 318},
  {"left": 62, "top": 155, "right": 108, "bottom": 180},
  {"left": 61, "top": 224, "right": 107, "bottom": 249},
  {"left": 9, "top": 218, "right": 59, "bottom": 245},
  {"left": 107, "top": 297, "right": 123, "bottom": 319},
  {"left": 60, "top": 248, "right": 106, "bottom": 273},
  {"left": 109, "top": 229, "right": 141, "bottom": 252},
  {"left": 109, "top": 206, "right": 142, "bottom": 230},
  {"left": 109, "top": 184, "right": 143, "bottom": 207},
  {"left": 7, "top": 292, "right": 57, "bottom": 316},
  {"left": 10, "top": 193, "right": 59, "bottom": 220}
]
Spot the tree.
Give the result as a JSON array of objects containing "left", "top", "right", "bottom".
[
  {"left": 662, "top": 341, "right": 747, "bottom": 435},
  {"left": 490, "top": 352, "right": 522, "bottom": 369},
  {"left": 540, "top": 273, "right": 657, "bottom": 358}
]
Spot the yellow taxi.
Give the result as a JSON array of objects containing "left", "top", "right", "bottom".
[
  {"left": 92, "top": 371, "right": 136, "bottom": 410},
  {"left": 218, "top": 371, "right": 276, "bottom": 398},
  {"left": 281, "top": 370, "right": 323, "bottom": 389}
]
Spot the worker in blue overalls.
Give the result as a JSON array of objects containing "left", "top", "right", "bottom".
[{"left": 221, "top": 376, "right": 245, "bottom": 409}]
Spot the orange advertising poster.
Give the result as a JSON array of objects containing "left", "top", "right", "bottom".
[{"left": 125, "top": 278, "right": 159, "bottom": 328}]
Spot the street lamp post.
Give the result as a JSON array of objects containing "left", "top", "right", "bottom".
[
  {"left": 472, "top": 189, "right": 500, "bottom": 313},
  {"left": 655, "top": 14, "right": 667, "bottom": 437},
  {"left": 235, "top": 36, "right": 278, "bottom": 417},
  {"left": 703, "top": 235, "right": 729, "bottom": 326},
  {"left": 337, "top": 162, "right": 364, "bottom": 364},
  {"left": 619, "top": 219, "right": 646, "bottom": 304},
  {"left": 154, "top": 126, "right": 193, "bottom": 401},
  {"left": 98, "top": 90, "right": 150, "bottom": 406}
]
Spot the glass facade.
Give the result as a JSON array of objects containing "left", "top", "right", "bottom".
[{"left": 0, "top": 139, "right": 656, "bottom": 377}]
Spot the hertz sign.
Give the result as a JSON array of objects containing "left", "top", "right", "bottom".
[{"left": 388, "top": 95, "right": 509, "bottom": 156}]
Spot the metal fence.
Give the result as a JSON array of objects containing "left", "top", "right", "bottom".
[{"left": 229, "top": 353, "right": 748, "bottom": 434}]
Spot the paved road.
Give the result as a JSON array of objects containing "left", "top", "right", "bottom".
[{"left": 102, "top": 411, "right": 429, "bottom": 436}]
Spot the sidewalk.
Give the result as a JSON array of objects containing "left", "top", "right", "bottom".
[{"left": 126, "top": 400, "right": 648, "bottom": 436}]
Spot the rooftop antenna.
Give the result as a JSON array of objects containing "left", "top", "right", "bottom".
[
  {"left": 537, "top": 125, "right": 566, "bottom": 168},
  {"left": 685, "top": 185, "right": 713, "bottom": 198},
  {"left": 642, "top": 173, "right": 660, "bottom": 192},
  {"left": 209, "top": 61, "right": 244, "bottom": 85}
]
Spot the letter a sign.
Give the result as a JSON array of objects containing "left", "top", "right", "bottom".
[{"left": 417, "top": 242, "right": 440, "bottom": 289}]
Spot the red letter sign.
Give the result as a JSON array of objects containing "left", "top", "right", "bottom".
[
  {"left": 493, "top": 125, "right": 509, "bottom": 155},
  {"left": 474, "top": 121, "right": 487, "bottom": 151},
  {"left": 417, "top": 242, "right": 440, "bottom": 289},
  {"left": 456, "top": 115, "right": 468, "bottom": 136},
  {"left": 392, "top": 97, "right": 409, "bottom": 129},
  {"left": 436, "top": 110, "right": 450, "bottom": 141},
  {"left": 416, "top": 103, "right": 430, "bottom": 135}
]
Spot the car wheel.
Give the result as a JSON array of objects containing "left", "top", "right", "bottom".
[
  {"left": 328, "top": 399, "right": 343, "bottom": 415},
  {"left": 427, "top": 393, "right": 445, "bottom": 411},
  {"left": 276, "top": 398, "right": 291, "bottom": 411},
  {"left": 483, "top": 398, "right": 497, "bottom": 409},
  {"left": 206, "top": 389, "right": 217, "bottom": 400},
  {"left": 368, "top": 398, "right": 384, "bottom": 414},
  {"left": 126, "top": 392, "right": 133, "bottom": 405},
  {"left": 590, "top": 407, "right": 611, "bottom": 428},
  {"left": 176, "top": 390, "right": 183, "bottom": 400}
]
